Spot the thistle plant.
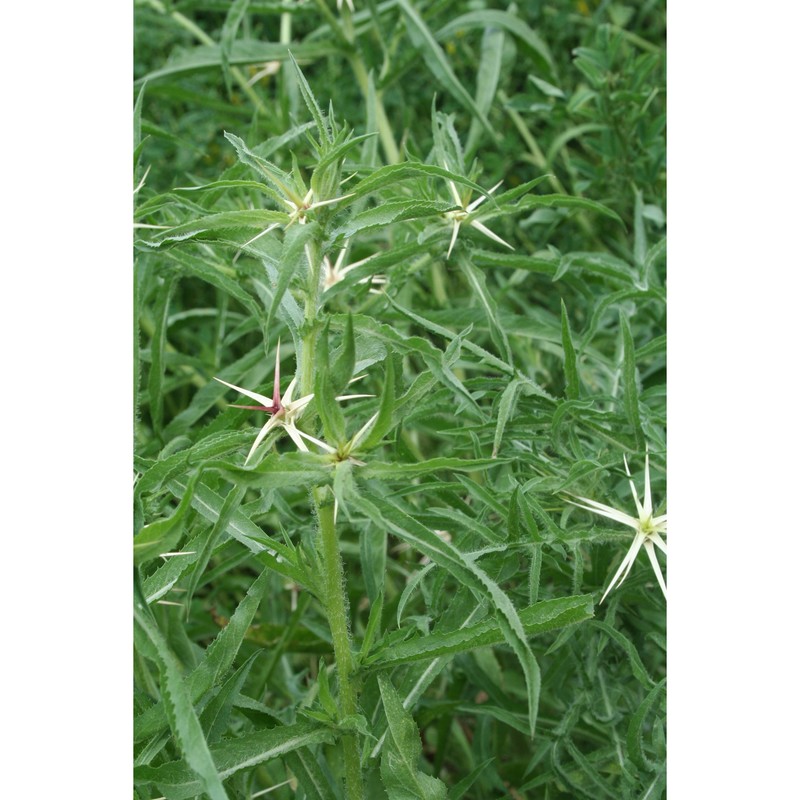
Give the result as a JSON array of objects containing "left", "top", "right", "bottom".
[{"left": 134, "top": 3, "right": 666, "bottom": 799}]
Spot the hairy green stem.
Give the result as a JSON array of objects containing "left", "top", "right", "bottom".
[
  {"left": 316, "top": 491, "right": 364, "bottom": 800},
  {"left": 299, "top": 228, "right": 363, "bottom": 798},
  {"left": 300, "top": 239, "right": 323, "bottom": 398}
]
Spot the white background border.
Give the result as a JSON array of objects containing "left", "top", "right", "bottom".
[{"left": 2, "top": 1, "right": 798, "bottom": 795}]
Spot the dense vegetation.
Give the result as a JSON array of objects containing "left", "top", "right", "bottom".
[{"left": 134, "top": 1, "right": 666, "bottom": 797}]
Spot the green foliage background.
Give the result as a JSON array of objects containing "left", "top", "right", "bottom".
[{"left": 134, "top": 1, "right": 666, "bottom": 797}]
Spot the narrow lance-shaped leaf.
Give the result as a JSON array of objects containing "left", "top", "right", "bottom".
[
  {"left": 365, "top": 595, "right": 594, "bottom": 669},
  {"left": 564, "top": 737, "right": 619, "bottom": 799},
  {"left": 354, "top": 495, "right": 542, "bottom": 737},
  {"left": 620, "top": 312, "right": 645, "bottom": 449},
  {"left": 284, "top": 749, "right": 338, "bottom": 800},
  {"left": 314, "top": 321, "right": 346, "bottom": 444},
  {"left": 147, "top": 210, "right": 288, "bottom": 247},
  {"left": 135, "top": 722, "right": 334, "bottom": 799},
  {"left": 436, "top": 10, "right": 555, "bottom": 77},
  {"left": 207, "top": 451, "right": 334, "bottom": 492},
  {"left": 480, "top": 193, "right": 624, "bottom": 226},
  {"left": 561, "top": 299, "right": 580, "bottom": 400},
  {"left": 627, "top": 678, "right": 666, "bottom": 771},
  {"left": 593, "top": 620, "right": 655, "bottom": 688},
  {"left": 135, "top": 41, "right": 338, "bottom": 85},
  {"left": 465, "top": 23, "right": 505, "bottom": 157},
  {"left": 398, "top": 0, "right": 494, "bottom": 135},
  {"left": 133, "top": 470, "right": 201, "bottom": 566},
  {"left": 269, "top": 221, "right": 317, "bottom": 328},
  {"left": 134, "top": 569, "right": 271, "bottom": 742},
  {"left": 378, "top": 674, "right": 448, "bottom": 800},
  {"left": 199, "top": 652, "right": 259, "bottom": 744},
  {"left": 147, "top": 275, "right": 175, "bottom": 437},
  {"left": 461, "top": 258, "right": 513, "bottom": 365},
  {"left": 224, "top": 131, "right": 295, "bottom": 198},
  {"left": 220, "top": 0, "right": 251, "bottom": 96},
  {"left": 133, "top": 603, "right": 229, "bottom": 800},
  {"left": 288, "top": 52, "right": 332, "bottom": 145},
  {"left": 331, "top": 313, "right": 356, "bottom": 394},
  {"left": 359, "top": 590, "right": 384, "bottom": 663},
  {"left": 348, "top": 161, "right": 487, "bottom": 202},
  {"left": 361, "top": 457, "right": 506, "bottom": 481},
  {"left": 184, "top": 485, "right": 247, "bottom": 618},
  {"left": 133, "top": 80, "right": 147, "bottom": 162},
  {"left": 492, "top": 378, "right": 521, "bottom": 458},
  {"left": 361, "top": 354, "right": 395, "bottom": 451},
  {"left": 384, "top": 297, "right": 516, "bottom": 378}
]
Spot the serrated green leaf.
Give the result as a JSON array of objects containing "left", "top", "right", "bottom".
[
  {"left": 224, "top": 131, "right": 295, "bottom": 198},
  {"left": 315, "top": 346, "right": 347, "bottom": 446},
  {"left": 492, "top": 378, "right": 521, "bottom": 458},
  {"left": 366, "top": 595, "right": 593, "bottom": 669},
  {"left": 528, "top": 543, "right": 543, "bottom": 604},
  {"left": 620, "top": 312, "right": 645, "bottom": 449},
  {"left": 199, "top": 653, "right": 259, "bottom": 744},
  {"left": 553, "top": 250, "right": 635, "bottom": 284},
  {"left": 133, "top": 605, "right": 229, "bottom": 800},
  {"left": 135, "top": 722, "right": 334, "bottom": 798},
  {"left": 134, "top": 471, "right": 200, "bottom": 566},
  {"left": 529, "top": 74, "right": 565, "bottom": 98},
  {"left": 168, "top": 477, "right": 301, "bottom": 571},
  {"left": 147, "top": 210, "right": 287, "bottom": 246},
  {"left": 317, "top": 659, "right": 339, "bottom": 719},
  {"left": 361, "top": 457, "right": 504, "bottom": 481},
  {"left": 135, "top": 569, "right": 271, "bottom": 742},
  {"left": 593, "top": 620, "right": 655, "bottom": 688},
  {"left": 385, "top": 297, "right": 515, "bottom": 377},
  {"left": 563, "top": 737, "right": 618, "bottom": 798},
  {"left": 316, "top": 132, "right": 378, "bottom": 174},
  {"left": 208, "top": 451, "right": 334, "bottom": 490},
  {"left": 460, "top": 258, "right": 512, "bottom": 365},
  {"left": 349, "top": 161, "right": 486, "bottom": 201},
  {"left": 136, "top": 41, "right": 337, "bottom": 84},
  {"left": 354, "top": 495, "right": 541, "bottom": 737},
  {"left": 483, "top": 193, "right": 623, "bottom": 226},
  {"left": 184, "top": 485, "right": 246, "bottom": 615},
  {"left": 284, "top": 749, "right": 338, "bottom": 800},
  {"left": 627, "top": 678, "right": 666, "bottom": 770},
  {"left": 268, "top": 221, "right": 317, "bottom": 327},
  {"left": 334, "top": 199, "right": 452, "bottom": 241},
  {"left": 134, "top": 80, "right": 146, "bottom": 160},
  {"left": 378, "top": 674, "right": 448, "bottom": 800},
  {"left": 359, "top": 591, "right": 384, "bottom": 663},
  {"left": 449, "top": 757, "right": 496, "bottom": 800},
  {"left": 633, "top": 185, "right": 647, "bottom": 268},
  {"left": 561, "top": 299, "right": 580, "bottom": 400},
  {"left": 362, "top": 355, "right": 395, "bottom": 451},
  {"left": 331, "top": 313, "right": 356, "bottom": 394},
  {"left": 160, "top": 249, "right": 264, "bottom": 324},
  {"left": 288, "top": 52, "right": 331, "bottom": 145}
]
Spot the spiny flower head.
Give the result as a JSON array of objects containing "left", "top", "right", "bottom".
[
  {"left": 566, "top": 448, "right": 667, "bottom": 603},
  {"left": 442, "top": 159, "right": 514, "bottom": 258}
]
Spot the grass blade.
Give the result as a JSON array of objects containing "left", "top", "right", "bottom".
[{"left": 398, "top": 0, "right": 494, "bottom": 135}]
